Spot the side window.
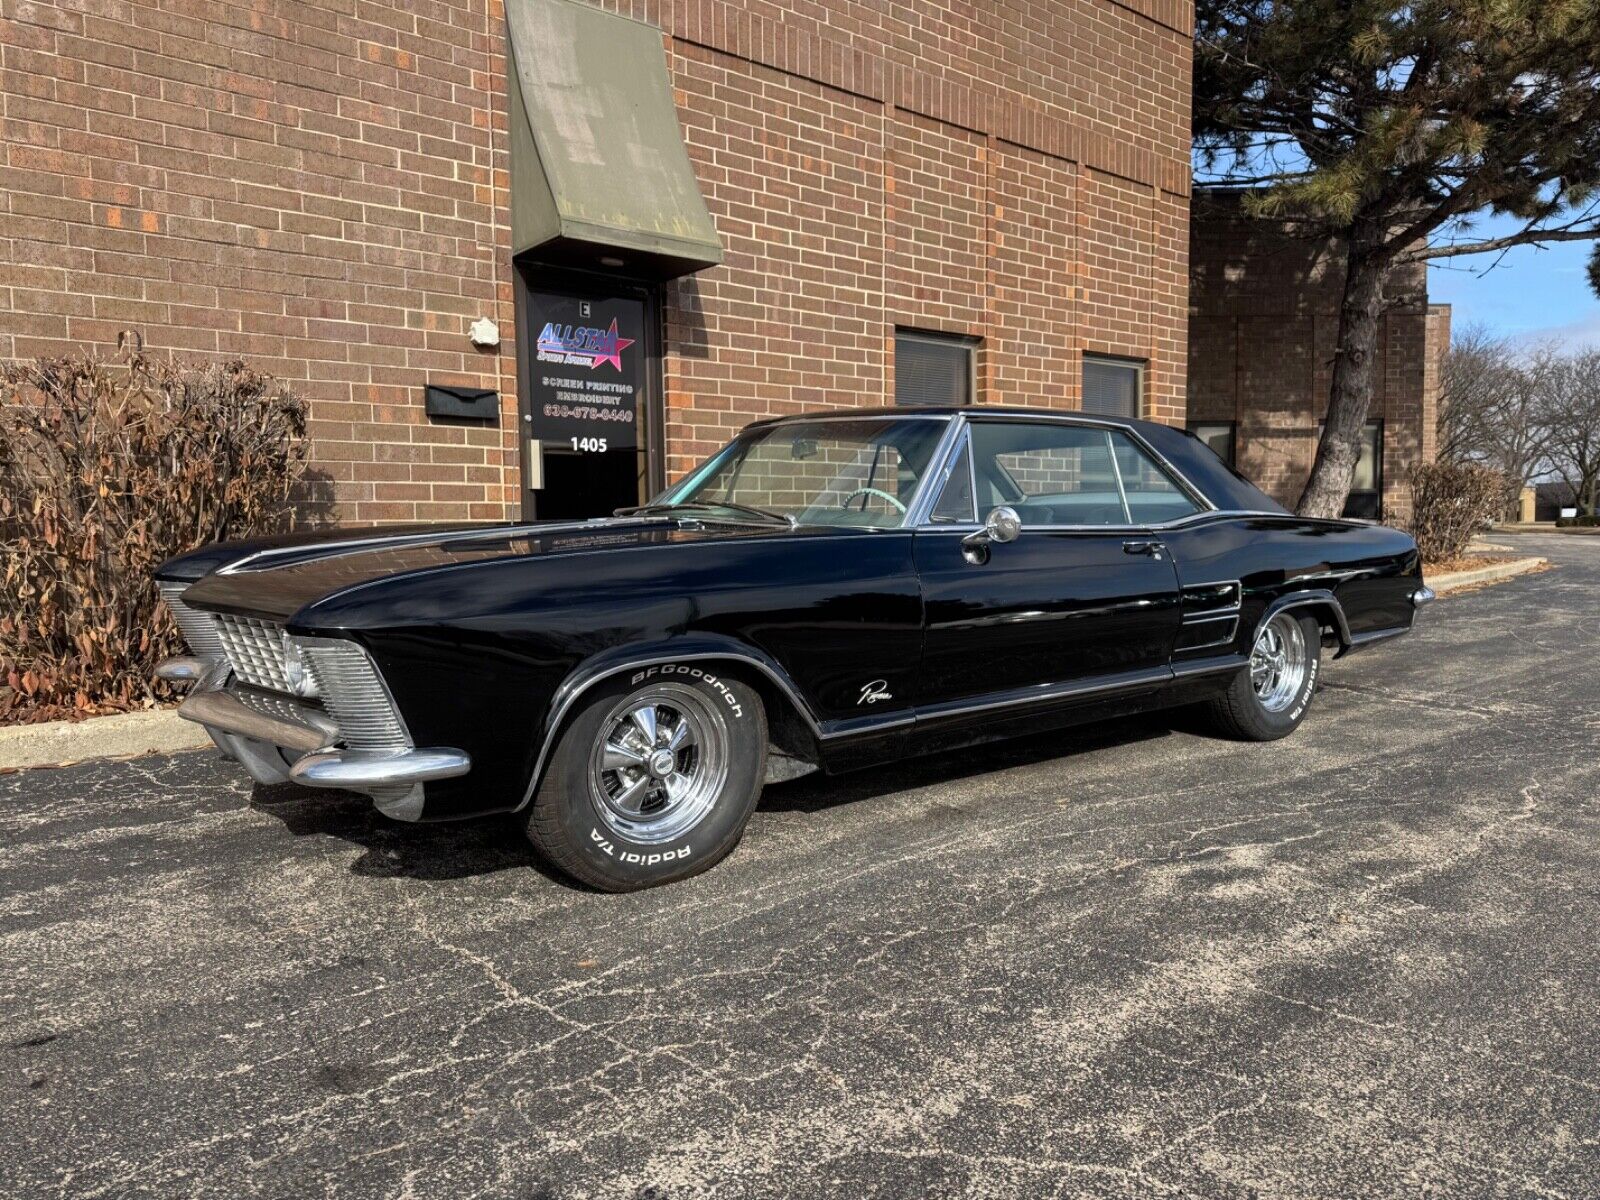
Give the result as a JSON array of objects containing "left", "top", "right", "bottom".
[
  {"left": 1189, "top": 421, "right": 1236, "bottom": 468},
  {"left": 968, "top": 422, "right": 1129, "bottom": 526},
  {"left": 930, "top": 442, "right": 976, "bottom": 523},
  {"left": 1108, "top": 431, "right": 1202, "bottom": 524}
]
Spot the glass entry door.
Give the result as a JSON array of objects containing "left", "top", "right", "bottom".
[{"left": 517, "top": 270, "right": 662, "bottom": 519}]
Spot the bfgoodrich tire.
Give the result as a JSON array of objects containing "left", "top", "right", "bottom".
[
  {"left": 1203, "top": 612, "right": 1322, "bottom": 742},
  {"left": 522, "top": 666, "right": 766, "bottom": 892}
]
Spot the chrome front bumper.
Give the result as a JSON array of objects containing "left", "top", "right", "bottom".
[
  {"left": 178, "top": 685, "right": 337, "bottom": 753},
  {"left": 290, "top": 748, "right": 471, "bottom": 789},
  {"left": 159, "top": 654, "right": 470, "bottom": 813},
  {"left": 1412, "top": 586, "right": 1437, "bottom": 608}
]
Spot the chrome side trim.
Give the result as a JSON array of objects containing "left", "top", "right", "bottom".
[
  {"left": 1178, "top": 615, "right": 1241, "bottom": 651},
  {"left": 213, "top": 518, "right": 629, "bottom": 575},
  {"left": 914, "top": 509, "right": 1289, "bottom": 536},
  {"left": 1345, "top": 625, "right": 1411, "bottom": 650},
  {"left": 1176, "top": 578, "right": 1243, "bottom": 650},
  {"left": 913, "top": 665, "right": 1173, "bottom": 723},
  {"left": 1181, "top": 579, "right": 1243, "bottom": 622},
  {"left": 1169, "top": 654, "right": 1249, "bottom": 679}
]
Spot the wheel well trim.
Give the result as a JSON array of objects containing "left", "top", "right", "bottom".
[
  {"left": 1256, "top": 590, "right": 1352, "bottom": 652},
  {"left": 512, "top": 646, "right": 824, "bottom": 814}
]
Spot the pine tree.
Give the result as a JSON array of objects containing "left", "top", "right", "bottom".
[{"left": 1195, "top": 1, "right": 1600, "bottom": 516}]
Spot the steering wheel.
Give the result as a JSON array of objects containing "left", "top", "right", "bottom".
[{"left": 840, "top": 487, "right": 907, "bottom": 514}]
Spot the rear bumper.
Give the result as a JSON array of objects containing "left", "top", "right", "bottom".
[{"left": 1412, "top": 585, "right": 1437, "bottom": 608}]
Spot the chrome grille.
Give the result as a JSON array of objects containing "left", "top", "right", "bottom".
[
  {"left": 216, "top": 615, "right": 293, "bottom": 693},
  {"left": 159, "top": 582, "right": 223, "bottom": 659},
  {"left": 302, "top": 640, "right": 410, "bottom": 754}
]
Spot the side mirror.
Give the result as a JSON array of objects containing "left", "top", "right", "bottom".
[
  {"left": 961, "top": 505, "right": 1022, "bottom": 563},
  {"left": 984, "top": 505, "right": 1022, "bottom": 544}
]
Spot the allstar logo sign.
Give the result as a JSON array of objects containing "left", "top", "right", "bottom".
[{"left": 535, "top": 318, "right": 635, "bottom": 372}]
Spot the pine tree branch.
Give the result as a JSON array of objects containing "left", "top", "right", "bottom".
[{"left": 1403, "top": 218, "right": 1600, "bottom": 263}]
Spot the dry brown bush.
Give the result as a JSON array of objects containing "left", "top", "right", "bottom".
[
  {"left": 1408, "top": 461, "right": 1507, "bottom": 564},
  {"left": 1, "top": 350, "right": 309, "bottom": 723}
]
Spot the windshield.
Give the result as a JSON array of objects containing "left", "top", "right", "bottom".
[{"left": 664, "top": 417, "right": 950, "bottom": 528}]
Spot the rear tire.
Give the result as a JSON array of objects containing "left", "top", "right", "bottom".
[
  {"left": 1203, "top": 613, "right": 1322, "bottom": 741},
  {"left": 523, "top": 666, "right": 766, "bottom": 892}
]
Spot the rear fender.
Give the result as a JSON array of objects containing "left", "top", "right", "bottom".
[{"left": 1257, "top": 589, "right": 1354, "bottom": 656}]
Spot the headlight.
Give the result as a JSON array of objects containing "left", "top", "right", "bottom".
[{"left": 282, "top": 634, "right": 320, "bottom": 699}]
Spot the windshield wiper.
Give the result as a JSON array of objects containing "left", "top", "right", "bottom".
[{"left": 615, "top": 500, "right": 798, "bottom": 528}]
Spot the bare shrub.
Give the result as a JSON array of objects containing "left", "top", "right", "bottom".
[
  {"left": 0, "top": 350, "right": 309, "bottom": 722},
  {"left": 1408, "top": 461, "right": 1507, "bottom": 565}
]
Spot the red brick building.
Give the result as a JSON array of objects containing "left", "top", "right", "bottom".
[
  {"left": 1187, "top": 191, "right": 1446, "bottom": 522},
  {"left": 0, "top": 0, "right": 1194, "bottom": 523}
]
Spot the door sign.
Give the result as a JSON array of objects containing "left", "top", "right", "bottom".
[{"left": 526, "top": 290, "right": 646, "bottom": 452}]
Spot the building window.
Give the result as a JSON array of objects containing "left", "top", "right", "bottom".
[
  {"left": 896, "top": 330, "right": 974, "bottom": 406},
  {"left": 1318, "top": 420, "right": 1384, "bottom": 520},
  {"left": 1190, "top": 421, "right": 1236, "bottom": 468},
  {"left": 1082, "top": 356, "right": 1142, "bottom": 418}
]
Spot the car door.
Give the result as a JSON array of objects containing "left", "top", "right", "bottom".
[{"left": 911, "top": 417, "right": 1192, "bottom": 720}]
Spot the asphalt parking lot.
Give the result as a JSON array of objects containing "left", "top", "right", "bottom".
[{"left": 3, "top": 532, "right": 1597, "bottom": 1199}]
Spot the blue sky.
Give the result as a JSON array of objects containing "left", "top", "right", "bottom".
[{"left": 1428, "top": 213, "right": 1600, "bottom": 348}]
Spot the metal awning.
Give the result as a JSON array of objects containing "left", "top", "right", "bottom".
[{"left": 506, "top": 0, "right": 723, "bottom": 280}]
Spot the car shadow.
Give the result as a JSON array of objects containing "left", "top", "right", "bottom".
[
  {"left": 758, "top": 710, "right": 1188, "bottom": 815},
  {"left": 246, "top": 710, "right": 1200, "bottom": 885},
  {"left": 247, "top": 784, "right": 577, "bottom": 886}
]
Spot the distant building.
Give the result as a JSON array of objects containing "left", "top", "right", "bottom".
[
  {"left": 1187, "top": 191, "right": 1445, "bottom": 522},
  {"left": 1534, "top": 482, "right": 1580, "bottom": 522}
]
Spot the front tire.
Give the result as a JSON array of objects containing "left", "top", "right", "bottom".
[
  {"left": 1203, "top": 612, "right": 1322, "bottom": 741},
  {"left": 523, "top": 667, "right": 766, "bottom": 891}
]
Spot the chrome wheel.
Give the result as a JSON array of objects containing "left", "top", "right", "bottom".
[
  {"left": 1250, "top": 614, "right": 1309, "bottom": 713},
  {"left": 587, "top": 683, "right": 730, "bottom": 844}
]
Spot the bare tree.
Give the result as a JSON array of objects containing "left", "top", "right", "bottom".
[
  {"left": 1539, "top": 350, "right": 1600, "bottom": 517},
  {"left": 1438, "top": 323, "right": 1522, "bottom": 465},
  {"left": 1486, "top": 352, "right": 1557, "bottom": 520}
]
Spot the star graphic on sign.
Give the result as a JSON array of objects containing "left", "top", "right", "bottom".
[{"left": 590, "top": 318, "right": 635, "bottom": 371}]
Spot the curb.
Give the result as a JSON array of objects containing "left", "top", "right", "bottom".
[
  {"left": 0, "top": 709, "right": 213, "bottom": 773},
  {"left": 1428, "top": 556, "right": 1548, "bottom": 596}
]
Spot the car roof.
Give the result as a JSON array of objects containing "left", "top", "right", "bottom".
[{"left": 749, "top": 405, "right": 1157, "bottom": 434}]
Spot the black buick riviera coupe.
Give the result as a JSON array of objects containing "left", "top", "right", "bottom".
[{"left": 156, "top": 408, "right": 1433, "bottom": 890}]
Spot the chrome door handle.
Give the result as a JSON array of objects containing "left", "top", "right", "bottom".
[{"left": 1123, "top": 540, "right": 1165, "bottom": 560}]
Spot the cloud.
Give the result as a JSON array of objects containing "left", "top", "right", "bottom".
[{"left": 1506, "top": 310, "right": 1600, "bottom": 350}]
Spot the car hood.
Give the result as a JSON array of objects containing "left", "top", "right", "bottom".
[{"left": 174, "top": 516, "right": 807, "bottom": 621}]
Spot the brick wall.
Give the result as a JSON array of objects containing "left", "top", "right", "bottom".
[
  {"left": 1188, "top": 192, "right": 1443, "bottom": 521},
  {"left": 2, "top": 0, "right": 1193, "bottom": 522}
]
